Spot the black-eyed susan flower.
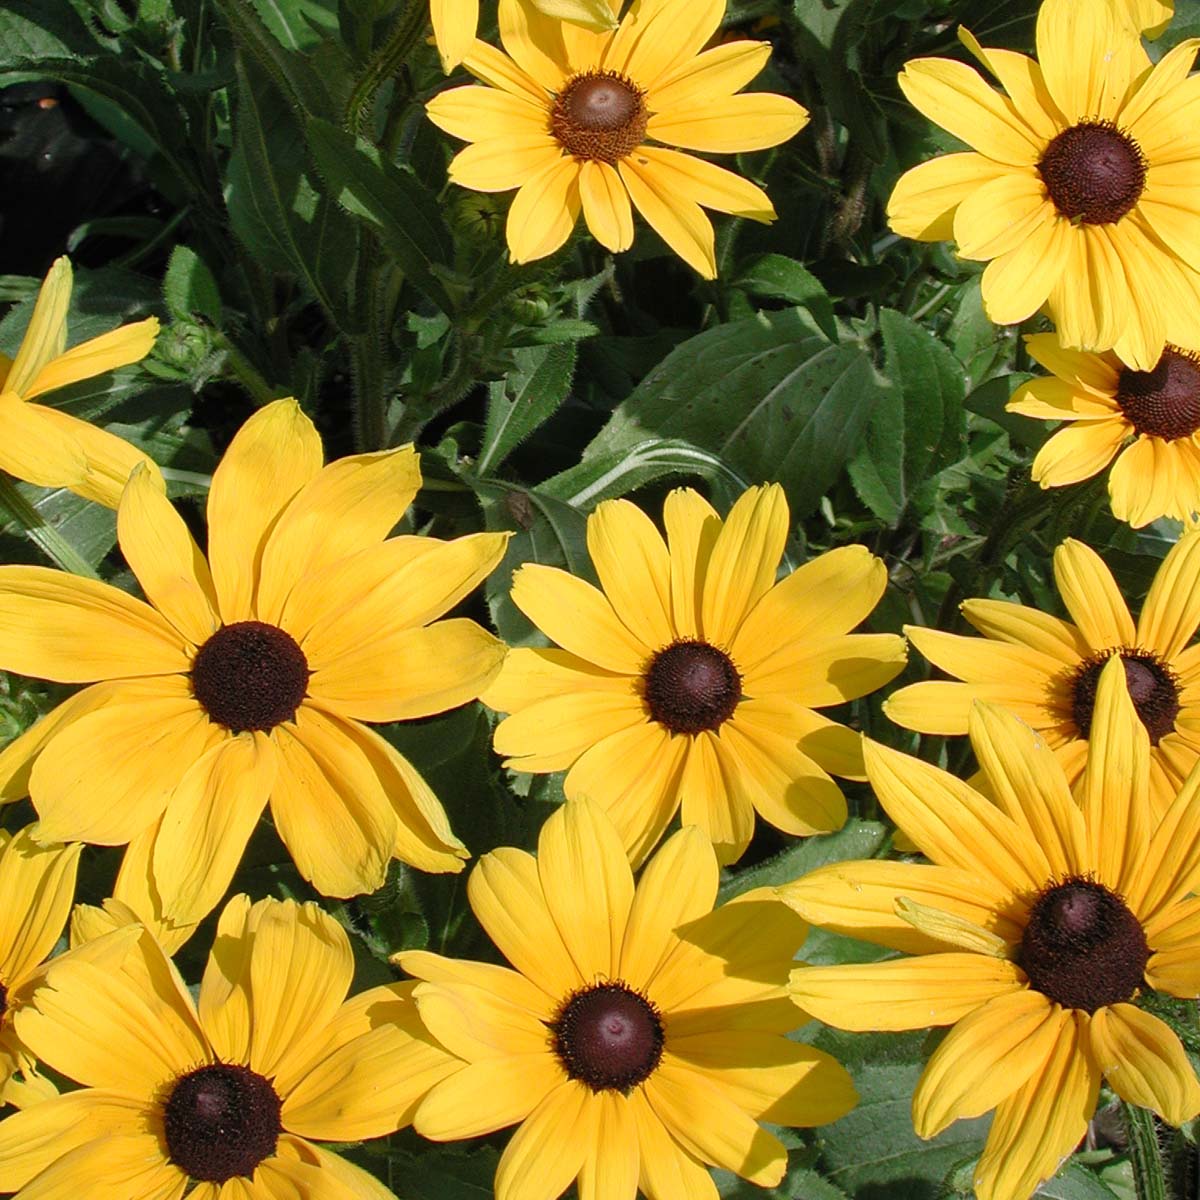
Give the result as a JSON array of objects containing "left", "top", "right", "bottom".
[
  {"left": 0, "top": 826, "right": 80, "bottom": 1108},
  {"left": 483, "top": 485, "right": 906, "bottom": 865},
  {"left": 397, "top": 796, "right": 856, "bottom": 1200},
  {"left": 425, "top": 0, "right": 808, "bottom": 277},
  {"left": 887, "top": 535, "right": 1200, "bottom": 811},
  {"left": 887, "top": 0, "right": 1200, "bottom": 369},
  {"left": 1007, "top": 333, "right": 1200, "bottom": 527},
  {"left": 0, "top": 894, "right": 457, "bottom": 1199},
  {"left": 0, "top": 397, "right": 509, "bottom": 940},
  {"left": 432, "top": 0, "right": 616, "bottom": 71},
  {"left": 782, "top": 663, "right": 1200, "bottom": 1200},
  {"left": 0, "top": 256, "right": 162, "bottom": 507}
]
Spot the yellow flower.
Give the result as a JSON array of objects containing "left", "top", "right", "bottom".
[
  {"left": 484, "top": 484, "right": 906, "bottom": 865},
  {"left": 0, "top": 256, "right": 162, "bottom": 507},
  {"left": 887, "top": 0, "right": 1200, "bottom": 369},
  {"left": 397, "top": 796, "right": 857, "bottom": 1200},
  {"left": 0, "top": 894, "right": 457, "bottom": 1199},
  {"left": 782, "top": 664, "right": 1200, "bottom": 1200},
  {"left": 1007, "top": 334, "right": 1200, "bottom": 527},
  {"left": 425, "top": 0, "right": 807, "bottom": 277},
  {"left": 0, "top": 397, "right": 510, "bottom": 941},
  {"left": 0, "top": 826, "right": 81, "bottom": 1108},
  {"left": 887, "top": 535, "right": 1200, "bottom": 811},
  {"left": 432, "top": 0, "right": 616, "bottom": 71}
]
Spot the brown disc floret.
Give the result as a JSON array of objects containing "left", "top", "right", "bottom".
[
  {"left": 1069, "top": 649, "right": 1180, "bottom": 744},
  {"left": 550, "top": 981, "right": 664, "bottom": 1093},
  {"left": 550, "top": 70, "right": 648, "bottom": 164},
  {"left": 1038, "top": 120, "right": 1147, "bottom": 225},
  {"left": 642, "top": 640, "right": 742, "bottom": 734},
  {"left": 1115, "top": 347, "right": 1200, "bottom": 441}
]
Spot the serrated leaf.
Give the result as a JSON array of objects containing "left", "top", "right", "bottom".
[
  {"left": 736, "top": 254, "right": 838, "bottom": 341},
  {"left": 555, "top": 308, "right": 890, "bottom": 518},
  {"left": 848, "top": 309, "right": 966, "bottom": 525},
  {"left": 305, "top": 117, "right": 455, "bottom": 313},
  {"left": 0, "top": 1, "right": 95, "bottom": 64},
  {"left": 477, "top": 343, "right": 577, "bottom": 476},
  {"left": 163, "top": 245, "right": 223, "bottom": 325},
  {"left": 226, "top": 56, "right": 356, "bottom": 324},
  {"left": 250, "top": 0, "right": 337, "bottom": 50}
]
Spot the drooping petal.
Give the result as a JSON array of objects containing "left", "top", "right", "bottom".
[
  {"left": 619, "top": 155, "right": 716, "bottom": 279},
  {"left": 494, "top": 1081, "right": 597, "bottom": 1200},
  {"left": 0, "top": 394, "right": 86, "bottom": 491},
  {"left": 493, "top": 689, "right": 647, "bottom": 773},
  {"left": 626, "top": 147, "right": 776, "bottom": 223},
  {"left": 980, "top": 215, "right": 1073, "bottom": 326},
  {"left": 431, "top": 0, "right": 479, "bottom": 71},
  {"left": 887, "top": 153, "right": 1009, "bottom": 241},
  {"left": 506, "top": 156, "right": 582, "bottom": 264},
  {"left": 579, "top": 160, "right": 636, "bottom": 253},
  {"left": 630, "top": 1088, "right": 718, "bottom": 1200},
  {"left": 0, "top": 829, "right": 82, "bottom": 987},
  {"left": 680, "top": 730, "right": 755, "bottom": 866},
  {"left": 412, "top": 981, "right": 549, "bottom": 1062},
  {"left": 414, "top": 1053, "right": 563, "bottom": 1139},
  {"left": 1030, "top": 419, "right": 1129, "bottom": 487}
]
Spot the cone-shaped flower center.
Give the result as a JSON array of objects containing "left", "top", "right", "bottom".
[
  {"left": 643, "top": 640, "right": 742, "bottom": 734},
  {"left": 1070, "top": 649, "right": 1180, "bottom": 744},
  {"left": 551, "top": 70, "right": 648, "bottom": 164},
  {"left": 163, "top": 1063, "right": 282, "bottom": 1182},
  {"left": 1116, "top": 347, "right": 1200, "bottom": 440},
  {"left": 191, "top": 620, "right": 309, "bottom": 733},
  {"left": 551, "top": 981, "right": 664, "bottom": 1093},
  {"left": 1020, "top": 877, "right": 1149, "bottom": 1012},
  {"left": 1038, "top": 120, "right": 1146, "bottom": 225}
]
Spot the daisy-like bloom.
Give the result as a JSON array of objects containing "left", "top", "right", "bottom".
[
  {"left": 1007, "top": 333, "right": 1200, "bottom": 527},
  {"left": 0, "top": 894, "right": 459, "bottom": 1199},
  {"left": 426, "top": 0, "right": 808, "bottom": 278},
  {"left": 0, "top": 397, "right": 509, "bottom": 941},
  {"left": 782, "top": 664, "right": 1200, "bottom": 1200},
  {"left": 0, "top": 826, "right": 81, "bottom": 1108},
  {"left": 887, "top": 0, "right": 1200, "bottom": 369},
  {"left": 0, "top": 256, "right": 162, "bottom": 507},
  {"left": 397, "top": 796, "right": 857, "bottom": 1200},
  {"left": 887, "top": 534, "right": 1200, "bottom": 810},
  {"left": 432, "top": 0, "right": 616, "bottom": 71},
  {"left": 483, "top": 484, "right": 906, "bottom": 865}
]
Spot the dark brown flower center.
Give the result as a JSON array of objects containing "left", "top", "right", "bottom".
[
  {"left": 1038, "top": 120, "right": 1146, "bottom": 225},
  {"left": 1070, "top": 649, "right": 1180, "bottom": 745},
  {"left": 163, "top": 1063, "right": 282, "bottom": 1182},
  {"left": 643, "top": 640, "right": 742, "bottom": 734},
  {"left": 191, "top": 620, "right": 309, "bottom": 734},
  {"left": 1019, "top": 877, "right": 1149, "bottom": 1012},
  {"left": 551, "top": 981, "right": 664, "bottom": 1093},
  {"left": 1116, "top": 346, "right": 1200, "bottom": 441},
  {"left": 550, "top": 71, "right": 648, "bottom": 164}
]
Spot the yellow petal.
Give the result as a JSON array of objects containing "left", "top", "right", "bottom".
[
  {"left": 397, "top": 950, "right": 552, "bottom": 1018},
  {"left": 604, "top": 0, "right": 722, "bottom": 85},
  {"left": 632, "top": 146, "right": 776, "bottom": 223},
  {"left": 630, "top": 1088, "right": 718, "bottom": 1200},
  {"left": 1036, "top": 0, "right": 1137, "bottom": 123},
  {"left": 887, "top": 152, "right": 1009, "bottom": 241},
  {"left": 956, "top": 30, "right": 1064, "bottom": 141},
  {"left": 1138, "top": 531, "right": 1200, "bottom": 659},
  {"left": 1030, "top": 420, "right": 1129, "bottom": 487},
  {"left": 663, "top": 487, "right": 720, "bottom": 638},
  {"left": 494, "top": 1081, "right": 596, "bottom": 1200},
  {"left": 308, "top": 618, "right": 506, "bottom": 722},
  {"left": 24, "top": 317, "right": 159, "bottom": 400},
  {"left": 413, "top": 981, "right": 549, "bottom": 1061},
  {"left": 0, "top": 828, "right": 81, "bottom": 986},
  {"left": 117, "top": 463, "right": 219, "bottom": 646},
  {"left": 1128, "top": 765, "right": 1200, "bottom": 919},
  {"left": 494, "top": 688, "right": 646, "bottom": 774},
  {"left": 646, "top": 92, "right": 807, "bottom": 154},
  {"left": 0, "top": 1132, "right": 182, "bottom": 1200},
  {"left": 506, "top": 156, "right": 582, "bottom": 264},
  {"left": 6, "top": 258, "right": 70, "bottom": 398},
  {"left": 778, "top": 859, "right": 1023, "bottom": 956},
  {"left": 679, "top": 730, "right": 754, "bottom": 866},
  {"left": 111, "top": 825, "right": 200, "bottom": 956},
  {"left": 196, "top": 892, "right": 253, "bottom": 1063},
  {"left": 961, "top": 596, "right": 1089, "bottom": 663},
  {"left": 463, "top": 39, "right": 551, "bottom": 106},
  {"left": 427, "top": 85, "right": 550, "bottom": 142},
  {"left": 151, "top": 732, "right": 276, "bottom": 925},
  {"left": 741, "top": 631, "right": 907, "bottom": 707},
  {"left": 788, "top": 954, "right": 1025, "bottom": 1031},
  {"left": 619, "top": 154, "right": 715, "bottom": 277},
  {"left": 431, "top": 0, "right": 478, "bottom": 71},
  {"left": 953, "top": 171, "right": 1050, "bottom": 261},
  {"left": 579, "top": 159, "right": 635, "bottom": 253},
  {"left": 1090, "top": 1004, "right": 1200, "bottom": 1124},
  {"left": 531, "top": 0, "right": 616, "bottom": 30},
  {"left": 206, "top": 398, "right": 324, "bottom": 624},
  {"left": 586, "top": 497, "right": 673, "bottom": 649},
  {"left": 648, "top": 39, "right": 770, "bottom": 111},
  {"left": 499, "top": 0, "right": 572, "bottom": 92},
  {"left": 912, "top": 990, "right": 1063, "bottom": 1137},
  {"left": 537, "top": 796, "right": 633, "bottom": 979},
  {"left": 0, "top": 394, "right": 86, "bottom": 490},
  {"left": 578, "top": 1089, "right": 639, "bottom": 1200},
  {"left": 980, "top": 214, "right": 1072, "bottom": 325},
  {"left": 414, "top": 1053, "right": 562, "bottom": 1138},
  {"left": 268, "top": 708, "right": 399, "bottom": 898},
  {"left": 450, "top": 136, "right": 564, "bottom": 192}
]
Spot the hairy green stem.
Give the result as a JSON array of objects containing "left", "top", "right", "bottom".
[
  {"left": 1124, "top": 1102, "right": 1170, "bottom": 1200},
  {"left": 343, "top": 0, "right": 429, "bottom": 138}
]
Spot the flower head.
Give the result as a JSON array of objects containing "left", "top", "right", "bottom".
[
  {"left": 888, "top": 0, "right": 1200, "bottom": 368},
  {"left": 887, "top": 535, "right": 1200, "bottom": 811},
  {"left": 426, "top": 0, "right": 807, "bottom": 277},
  {"left": 0, "top": 256, "right": 162, "bottom": 507},
  {"left": 782, "top": 663, "right": 1200, "bottom": 1200},
  {"left": 0, "top": 826, "right": 80, "bottom": 1107},
  {"left": 397, "top": 796, "right": 857, "bottom": 1200},
  {"left": 0, "top": 398, "right": 510, "bottom": 942},
  {"left": 1008, "top": 333, "right": 1200, "bottom": 527},
  {"left": 484, "top": 484, "right": 906, "bottom": 865},
  {"left": 0, "top": 895, "right": 456, "bottom": 1198}
]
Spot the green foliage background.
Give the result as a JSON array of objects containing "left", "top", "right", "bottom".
[{"left": 3, "top": 0, "right": 1199, "bottom": 1194}]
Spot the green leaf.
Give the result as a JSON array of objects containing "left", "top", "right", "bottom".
[
  {"left": 0, "top": 0, "right": 95, "bottom": 63},
  {"left": 718, "top": 1163, "right": 850, "bottom": 1199},
  {"left": 848, "top": 309, "right": 966, "bottom": 525},
  {"left": 735, "top": 255, "right": 838, "bottom": 342},
  {"left": 226, "top": 56, "right": 356, "bottom": 324},
  {"left": 477, "top": 343, "right": 577, "bottom": 477},
  {"left": 163, "top": 246, "right": 223, "bottom": 325},
  {"left": 810, "top": 1029, "right": 990, "bottom": 1198},
  {"left": 0, "top": 479, "right": 114, "bottom": 574},
  {"left": 1036, "top": 1163, "right": 1124, "bottom": 1200},
  {"left": 555, "top": 308, "right": 890, "bottom": 517},
  {"left": 250, "top": 0, "right": 338, "bottom": 50},
  {"left": 305, "top": 117, "right": 455, "bottom": 313}
]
